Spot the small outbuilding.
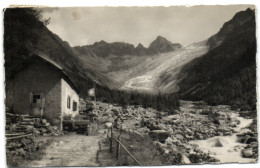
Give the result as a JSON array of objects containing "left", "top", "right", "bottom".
[{"left": 12, "top": 53, "right": 80, "bottom": 129}]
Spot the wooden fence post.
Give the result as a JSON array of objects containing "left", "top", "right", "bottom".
[
  {"left": 116, "top": 127, "right": 122, "bottom": 160},
  {"left": 116, "top": 138, "right": 120, "bottom": 159},
  {"left": 110, "top": 127, "right": 113, "bottom": 153},
  {"left": 107, "top": 128, "right": 110, "bottom": 139}
]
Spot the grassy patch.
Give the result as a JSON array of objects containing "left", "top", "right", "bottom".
[{"left": 97, "top": 128, "right": 166, "bottom": 166}]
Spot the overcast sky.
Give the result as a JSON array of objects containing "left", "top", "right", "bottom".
[{"left": 42, "top": 5, "right": 254, "bottom": 47}]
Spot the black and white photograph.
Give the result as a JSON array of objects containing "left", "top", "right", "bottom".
[{"left": 2, "top": 3, "right": 258, "bottom": 167}]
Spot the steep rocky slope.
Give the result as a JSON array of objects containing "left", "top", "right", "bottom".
[
  {"left": 178, "top": 8, "right": 256, "bottom": 110},
  {"left": 207, "top": 8, "right": 255, "bottom": 50}
]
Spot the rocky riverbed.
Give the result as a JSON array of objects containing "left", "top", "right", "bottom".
[
  {"left": 189, "top": 112, "right": 256, "bottom": 163},
  {"left": 94, "top": 100, "right": 258, "bottom": 164}
]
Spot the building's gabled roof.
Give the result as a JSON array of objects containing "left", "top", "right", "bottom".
[
  {"left": 36, "top": 53, "right": 63, "bottom": 70},
  {"left": 32, "top": 53, "right": 80, "bottom": 94}
]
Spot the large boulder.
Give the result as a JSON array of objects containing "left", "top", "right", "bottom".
[
  {"left": 242, "top": 148, "right": 253, "bottom": 158},
  {"left": 210, "top": 137, "right": 228, "bottom": 147},
  {"left": 165, "top": 137, "right": 174, "bottom": 146},
  {"left": 104, "top": 122, "right": 113, "bottom": 128},
  {"left": 150, "top": 130, "right": 170, "bottom": 142},
  {"left": 181, "top": 154, "right": 191, "bottom": 164},
  {"left": 150, "top": 122, "right": 167, "bottom": 131},
  {"left": 212, "top": 139, "right": 223, "bottom": 147},
  {"left": 111, "top": 108, "right": 119, "bottom": 116}
]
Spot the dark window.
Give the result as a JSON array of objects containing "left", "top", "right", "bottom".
[
  {"left": 73, "top": 101, "right": 77, "bottom": 111},
  {"left": 67, "top": 96, "right": 71, "bottom": 109},
  {"left": 33, "top": 95, "right": 41, "bottom": 103}
]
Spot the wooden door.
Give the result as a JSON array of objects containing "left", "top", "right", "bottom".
[{"left": 30, "top": 92, "right": 45, "bottom": 117}]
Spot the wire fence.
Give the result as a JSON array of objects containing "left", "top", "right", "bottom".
[{"left": 107, "top": 126, "right": 143, "bottom": 166}]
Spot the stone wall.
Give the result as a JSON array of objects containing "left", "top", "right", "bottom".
[
  {"left": 13, "top": 60, "right": 62, "bottom": 127},
  {"left": 61, "top": 78, "right": 79, "bottom": 118}
]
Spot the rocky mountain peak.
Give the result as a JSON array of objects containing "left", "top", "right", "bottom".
[
  {"left": 92, "top": 40, "right": 108, "bottom": 47},
  {"left": 152, "top": 36, "right": 172, "bottom": 45},
  {"left": 135, "top": 43, "right": 147, "bottom": 56},
  {"left": 136, "top": 43, "right": 144, "bottom": 49},
  {"left": 207, "top": 8, "right": 255, "bottom": 49},
  {"left": 148, "top": 36, "right": 182, "bottom": 55}
]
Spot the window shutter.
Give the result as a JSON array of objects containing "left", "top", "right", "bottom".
[
  {"left": 67, "top": 96, "right": 71, "bottom": 109},
  {"left": 73, "top": 101, "right": 77, "bottom": 111}
]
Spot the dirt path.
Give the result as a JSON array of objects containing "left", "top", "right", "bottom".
[{"left": 26, "top": 133, "right": 101, "bottom": 167}]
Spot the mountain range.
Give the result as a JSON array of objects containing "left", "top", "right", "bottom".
[
  {"left": 4, "top": 8, "right": 256, "bottom": 110},
  {"left": 74, "top": 35, "right": 182, "bottom": 58}
]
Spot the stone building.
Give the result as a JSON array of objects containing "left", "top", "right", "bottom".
[{"left": 11, "top": 54, "right": 79, "bottom": 129}]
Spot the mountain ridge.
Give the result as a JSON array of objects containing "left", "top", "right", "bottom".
[
  {"left": 73, "top": 35, "right": 182, "bottom": 58},
  {"left": 207, "top": 8, "right": 255, "bottom": 49}
]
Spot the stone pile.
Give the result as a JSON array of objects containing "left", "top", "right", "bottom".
[
  {"left": 33, "top": 119, "right": 62, "bottom": 136},
  {"left": 240, "top": 123, "right": 258, "bottom": 159},
  {"left": 6, "top": 113, "right": 39, "bottom": 166},
  {"left": 6, "top": 135, "right": 37, "bottom": 154},
  {"left": 154, "top": 137, "right": 218, "bottom": 164},
  {"left": 6, "top": 113, "right": 62, "bottom": 136},
  {"left": 242, "top": 141, "right": 258, "bottom": 159},
  {"left": 6, "top": 134, "right": 41, "bottom": 166},
  {"left": 6, "top": 113, "right": 64, "bottom": 166},
  {"left": 236, "top": 118, "right": 258, "bottom": 159}
]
